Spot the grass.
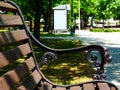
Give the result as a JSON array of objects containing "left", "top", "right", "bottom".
[
  {"left": 34, "top": 39, "right": 94, "bottom": 85},
  {"left": 90, "top": 28, "right": 120, "bottom": 32},
  {"left": 40, "top": 31, "right": 77, "bottom": 37},
  {"left": 0, "top": 29, "right": 8, "bottom": 32}
]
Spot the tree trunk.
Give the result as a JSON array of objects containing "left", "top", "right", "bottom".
[
  {"left": 34, "top": 0, "right": 42, "bottom": 40},
  {"left": 44, "top": 0, "right": 53, "bottom": 33}
]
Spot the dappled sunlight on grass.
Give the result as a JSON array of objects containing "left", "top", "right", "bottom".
[
  {"left": 41, "top": 58, "right": 94, "bottom": 85},
  {"left": 39, "top": 39, "right": 82, "bottom": 49},
  {"left": 71, "top": 76, "right": 93, "bottom": 84},
  {"left": 0, "top": 29, "right": 8, "bottom": 32},
  {"left": 34, "top": 39, "right": 95, "bottom": 85},
  {"left": 90, "top": 28, "right": 120, "bottom": 32},
  {"left": 40, "top": 31, "right": 77, "bottom": 37},
  {"left": 16, "top": 58, "right": 26, "bottom": 63}
]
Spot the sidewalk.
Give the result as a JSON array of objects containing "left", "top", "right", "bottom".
[
  {"left": 75, "top": 30, "right": 120, "bottom": 89},
  {"left": 75, "top": 30, "right": 120, "bottom": 47},
  {"left": 41, "top": 30, "right": 120, "bottom": 89}
]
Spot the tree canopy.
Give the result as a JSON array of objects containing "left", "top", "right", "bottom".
[{"left": 12, "top": 0, "right": 120, "bottom": 38}]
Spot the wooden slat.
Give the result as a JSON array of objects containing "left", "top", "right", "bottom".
[
  {"left": 15, "top": 57, "right": 36, "bottom": 79},
  {"left": 97, "top": 83, "right": 110, "bottom": 90},
  {"left": 70, "top": 86, "right": 81, "bottom": 90},
  {"left": 0, "top": 43, "right": 32, "bottom": 68},
  {"left": 17, "top": 70, "right": 42, "bottom": 90},
  {"left": 38, "top": 81, "right": 53, "bottom": 90},
  {"left": 111, "top": 87, "right": 116, "bottom": 90},
  {"left": 0, "top": 30, "right": 28, "bottom": 46},
  {"left": 54, "top": 87, "right": 66, "bottom": 90},
  {"left": 83, "top": 83, "right": 95, "bottom": 90},
  {"left": 24, "top": 57, "right": 36, "bottom": 71},
  {"left": 0, "top": 1, "right": 17, "bottom": 12},
  {"left": 0, "top": 77, "right": 11, "bottom": 90},
  {"left": 0, "top": 14, "right": 23, "bottom": 27},
  {"left": 0, "top": 57, "right": 35, "bottom": 90}
]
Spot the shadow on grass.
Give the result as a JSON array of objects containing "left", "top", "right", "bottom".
[{"left": 34, "top": 39, "right": 94, "bottom": 85}]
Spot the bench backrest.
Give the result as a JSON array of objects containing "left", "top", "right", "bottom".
[{"left": 0, "top": 1, "right": 42, "bottom": 90}]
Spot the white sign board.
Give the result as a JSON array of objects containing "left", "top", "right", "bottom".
[{"left": 54, "top": 10, "right": 67, "bottom": 30}]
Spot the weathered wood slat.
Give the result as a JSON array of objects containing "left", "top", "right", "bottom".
[
  {"left": 83, "top": 83, "right": 95, "bottom": 90},
  {"left": 97, "top": 83, "right": 110, "bottom": 90},
  {"left": 0, "top": 77, "right": 11, "bottom": 90},
  {"left": 38, "top": 81, "right": 53, "bottom": 90},
  {"left": 70, "top": 86, "right": 81, "bottom": 90},
  {"left": 0, "top": 30, "right": 28, "bottom": 46},
  {"left": 24, "top": 57, "right": 36, "bottom": 71},
  {"left": 0, "top": 57, "right": 35, "bottom": 90},
  {"left": 0, "top": 43, "right": 32, "bottom": 68},
  {"left": 111, "top": 87, "right": 116, "bottom": 90},
  {"left": 0, "top": 14, "right": 23, "bottom": 27},
  {"left": 17, "top": 70, "right": 42, "bottom": 90},
  {"left": 0, "top": 1, "right": 17, "bottom": 12},
  {"left": 54, "top": 87, "right": 66, "bottom": 90},
  {"left": 15, "top": 57, "right": 36, "bottom": 79}
]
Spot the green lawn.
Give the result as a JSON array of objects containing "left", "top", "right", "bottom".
[
  {"left": 90, "top": 28, "right": 120, "bottom": 32},
  {"left": 40, "top": 31, "right": 77, "bottom": 37},
  {"left": 34, "top": 39, "right": 94, "bottom": 85}
]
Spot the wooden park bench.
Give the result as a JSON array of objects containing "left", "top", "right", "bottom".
[{"left": 0, "top": 0, "right": 119, "bottom": 90}]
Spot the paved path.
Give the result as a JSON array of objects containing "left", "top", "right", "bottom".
[
  {"left": 75, "top": 30, "right": 120, "bottom": 89},
  {"left": 42, "top": 30, "right": 120, "bottom": 89}
]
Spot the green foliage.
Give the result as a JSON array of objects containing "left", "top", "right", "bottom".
[
  {"left": 12, "top": 0, "right": 120, "bottom": 23},
  {"left": 80, "top": 0, "right": 97, "bottom": 17},
  {"left": 12, "top": 0, "right": 120, "bottom": 31},
  {"left": 90, "top": 28, "right": 120, "bottom": 32},
  {"left": 12, "top": 0, "right": 35, "bottom": 20},
  {"left": 80, "top": 0, "right": 120, "bottom": 26},
  {"left": 95, "top": 0, "right": 120, "bottom": 20},
  {"left": 106, "top": 0, "right": 120, "bottom": 19}
]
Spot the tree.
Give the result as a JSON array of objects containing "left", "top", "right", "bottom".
[
  {"left": 13, "top": 0, "right": 80, "bottom": 34},
  {"left": 80, "top": 0, "right": 97, "bottom": 28},
  {"left": 34, "top": 0, "right": 42, "bottom": 40},
  {"left": 13, "top": 0, "right": 35, "bottom": 31},
  {"left": 106, "top": 0, "right": 120, "bottom": 19},
  {"left": 13, "top": 0, "right": 41, "bottom": 40},
  {"left": 14, "top": 0, "right": 120, "bottom": 32},
  {"left": 95, "top": 0, "right": 120, "bottom": 28},
  {"left": 43, "top": 0, "right": 53, "bottom": 33},
  {"left": 42, "top": 0, "right": 70, "bottom": 32}
]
